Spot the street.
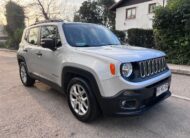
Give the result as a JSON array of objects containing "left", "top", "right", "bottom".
[{"left": 0, "top": 50, "right": 190, "bottom": 138}]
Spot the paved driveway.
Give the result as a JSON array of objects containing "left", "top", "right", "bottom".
[{"left": 0, "top": 51, "right": 190, "bottom": 138}]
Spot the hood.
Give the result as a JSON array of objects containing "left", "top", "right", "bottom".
[{"left": 78, "top": 45, "right": 165, "bottom": 63}]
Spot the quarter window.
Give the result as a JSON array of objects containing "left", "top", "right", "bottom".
[
  {"left": 149, "top": 3, "right": 156, "bottom": 13},
  {"left": 28, "top": 27, "right": 39, "bottom": 45},
  {"left": 126, "top": 8, "right": 136, "bottom": 19},
  {"left": 24, "top": 30, "right": 29, "bottom": 41}
]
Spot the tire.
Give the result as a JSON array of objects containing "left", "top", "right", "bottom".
[
  {"left": 67, "top": 77, "right": 100, "bottom": 122},
  {"left": 19, "top": 62, "right": 35, "bottom": 87}
]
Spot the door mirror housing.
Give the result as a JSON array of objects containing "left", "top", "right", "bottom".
[{"left": 41, "top": 38, "right": 56, "bottom": 51}]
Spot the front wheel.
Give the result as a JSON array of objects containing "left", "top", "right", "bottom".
[
  {"left": 67, "top": 77, "right": 100, "bottom": 122},
  {"left": 19, "top": 62, "right": 35, "bottom": 87}
]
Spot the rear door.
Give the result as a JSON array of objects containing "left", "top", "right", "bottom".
[{"left": 26, "top": 27, "right": 42, "bottom": 75}]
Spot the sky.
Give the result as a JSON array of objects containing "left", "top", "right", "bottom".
[{"left": 0, "top": 0, "right": 120, "bottom": 25}]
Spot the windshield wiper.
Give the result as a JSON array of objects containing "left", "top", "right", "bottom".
[
  {"left": 75, "top": 44, "right": 91, "bottom": 47},
  {"left": 100, "top": 44, "right": 120, "bottom": 46}
]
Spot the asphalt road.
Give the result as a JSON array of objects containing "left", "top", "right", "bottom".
[{"left": 0, "top": 51, "right": 190, "bottom": 138}]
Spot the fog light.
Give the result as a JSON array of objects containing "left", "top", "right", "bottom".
[
  {"left": 120, "top": 99, "right": 137, "bottom": 109},
  {"left": 121, "top": 100, "right": 127, "bottom": 106}
]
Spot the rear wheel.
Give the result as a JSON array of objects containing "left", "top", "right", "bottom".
[
  {"left": 19, "top": 62, "right": 35, "bottom": 87},
  {"left": 67, "top": 77, "right": 100, "bottom": 122}
]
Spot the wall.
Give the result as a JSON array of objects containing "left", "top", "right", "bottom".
[
  {"left": 0, "top": 25, "right": 8, "bottom": 44},
  {"left": 115, "top": 0, "right": 166, "bottom": 31}
]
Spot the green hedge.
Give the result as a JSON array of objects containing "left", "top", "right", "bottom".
[
  {"left": 153, "top": 0, "right": 190, "bottom": 65},
  {"left": 5, "top": 28, "right": 23, "bottom": 49},
  {"left": 127, "top": 29, "right": 155, "bottom": 48}
]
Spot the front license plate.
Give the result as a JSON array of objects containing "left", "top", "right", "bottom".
[{"left": 156, "top": 83, "right": 169, "bottom": 96}]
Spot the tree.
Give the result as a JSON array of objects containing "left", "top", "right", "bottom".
[
  {"left": 5, "top": 0, "right": 25, "bottom": 36},
  {"left": 74, "top": 1, "right": 102, "bottom": 24},
  {"left": 5, "top": 0, "right": 25, "bottom": 49},
  {"left": 27, "top": 0, "right": 61, "bottom": 20},
  {"left": 98, "top": 0, "right": 115, "bottom": 29},
  {"left": 74, "top": 0, "right": 125, "bottom": 41},
  {"left": 153, "top": 0, "right": 190, "bottom": 65}
]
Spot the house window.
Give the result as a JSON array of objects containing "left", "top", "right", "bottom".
[
  {"left": 126, "top": 7, "right": 136, "bottom": 19},
  {"left": 149, "top": 3, "right": 156, "bottom": 13}
]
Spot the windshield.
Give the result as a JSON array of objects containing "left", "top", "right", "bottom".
[{"left": 63, "top": 23, "right": 121, "bottom": 47}]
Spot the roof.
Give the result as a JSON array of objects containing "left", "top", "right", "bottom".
[
  {"left": 109, "top": 0, "right": 124, "bottom": 11},
  {"left": 110, "top": 0, "right": 152, "bottom": 11},
  {"left": 30, "top": 19, "right": 65, "bottom": 26}
]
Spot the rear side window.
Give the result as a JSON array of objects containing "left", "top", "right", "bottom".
[
  {"left": 24, "top": 30, "right": 29, "bottom": 41},
  {"left": 28, "top": 27, "right": 39, "bottom": 45}
]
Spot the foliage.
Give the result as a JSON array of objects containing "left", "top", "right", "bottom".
[
  {"left": 98, "top": 0, "right": 115, "bottom": 29},
  {"left": 27, "top": 0, "right": 62, "bottom": 20},
  {"left": 5, "top": 1, "right": 25, "bottom": 49},
  {"left": 127, "top": 29, "right": 155, "bottom": 48},
  {"left": 153, "top": 0, "right": 190, "bottom": 65},
  {"left": 74, "top": 1, "right": 103, "bottom": 24},
  {"left": 5, "top": 28, "right": 24, "bottom": 49},
  {"left": 0, "top": 43, "right": 6, "bottom": 48},
  {"left": 112, "top": 30, "right": 126, "bottom": 43},
  {"left": 74, "top": 0, "right": 125, "bottom": 41},
  {"left": 5, "top": 1, "right": 25, "bottom": 36}
]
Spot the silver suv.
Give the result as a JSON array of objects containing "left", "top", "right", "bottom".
[{"left": 17, "top": 20, "right": 172, "bottom": 122}]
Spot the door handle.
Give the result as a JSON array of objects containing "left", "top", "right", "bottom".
[
  {"left": 41, "top": 41, "right": 45, "bottom": 45},
  {"left": 23, "top": 49, "right": 28, "bottom": 52},
  {"left": 36, "top": 52, "right": 42, "bottom": 56}
]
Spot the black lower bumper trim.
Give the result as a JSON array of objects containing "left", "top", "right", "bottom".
[
  {"left": 99, "top": 77, "right": 171, "bottom": 116},
  {"left": 115, "top": 91, "right": 171, "bottom": 116}
]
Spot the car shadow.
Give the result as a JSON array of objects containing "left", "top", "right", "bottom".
[{"left": 25, "top": 81, "right": 190, "bottom": 138}]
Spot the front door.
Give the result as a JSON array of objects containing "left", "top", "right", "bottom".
[{"left": 37, "top": 25, "right": 62, "bottom": 83}]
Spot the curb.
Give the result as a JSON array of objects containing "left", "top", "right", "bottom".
[
  {"left": 170, "top": 69, "right": 190, "bottom": 76},
  {"left": 172, "top": 94, "right": 190, "bottom": 101},
  {"left": 168, "top": 64, "right": 190, "bottom": 76}
]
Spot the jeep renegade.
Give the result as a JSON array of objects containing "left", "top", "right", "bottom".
[{"left": 17, "top": 20, "right": 172, "bottom": 122}]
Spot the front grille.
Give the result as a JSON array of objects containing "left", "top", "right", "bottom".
[{"left": 138, "top": 57, "right": 167, "bottom": 78}]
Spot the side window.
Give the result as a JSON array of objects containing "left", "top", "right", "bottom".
[
  {"left": 41, "top": 26, "right": 62, "bottom": 47},
  {"left": 28, "top": 27, "right": 39, "bottom": 45},
  {"left": 126, "top": 7, "right": 136, "bottom": 19},
  {"left": 149, "top": 3, "right": 156, "bottom": 13}
]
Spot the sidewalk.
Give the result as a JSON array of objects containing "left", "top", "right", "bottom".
[{"left": 0, "top": 48, "right": 16, "bottom": 52}]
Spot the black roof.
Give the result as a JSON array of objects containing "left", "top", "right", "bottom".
[{"left": 110, "top": 0, "right": 152, "bottom": 11}]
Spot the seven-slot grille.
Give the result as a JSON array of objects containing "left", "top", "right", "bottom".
[{"left": 138, "top": 57, "right": 167, "bottom": 78}]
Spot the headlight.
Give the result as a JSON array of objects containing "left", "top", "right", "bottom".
[{"left": 121, "top": 63, "right": 133, "bottom": 78}]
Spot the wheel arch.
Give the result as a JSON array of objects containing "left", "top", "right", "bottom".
[
  {"left": 17, "top": 54, "right": 26, "bottom": 64},
  {"left": 61, "top": 66, "right": 103, "bottom": 109}
]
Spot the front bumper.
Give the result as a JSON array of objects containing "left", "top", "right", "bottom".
[{"left": 100, "top": 77, "right": 171, "bottom": 116}]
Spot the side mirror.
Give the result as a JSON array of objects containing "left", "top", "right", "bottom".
[{"left": 41, "top": 38, "right": 56, "bottom": 51}]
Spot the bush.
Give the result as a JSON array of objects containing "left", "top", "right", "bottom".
[
  {"left": 6, "top": 28, "right": 23, "bottom": 49},
  {"left": 112, "top": 30, "right": 126, "bottom": 43},
  {"left": 153, "top": 0, "right": 190, "bottom": 65},
  {"left": 127, "top": 29, "right": 155, "bottom": 48},
  {"left": 5, "top": 1, "right": 25, "bottom": 49},
  {"left": 0, "top": 43, "right": 5, "bottom": 48}
]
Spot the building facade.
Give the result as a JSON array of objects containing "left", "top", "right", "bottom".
[
  {"left": 0, "top": 25, "right": 7, "bottom": 44},
  {"left": 110, "top": 0, "right": 167, "bottom": 32}
]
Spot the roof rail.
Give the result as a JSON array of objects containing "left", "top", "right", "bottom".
[{"left": 31, "top": 19, "right": 64, "bottom": 26}]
